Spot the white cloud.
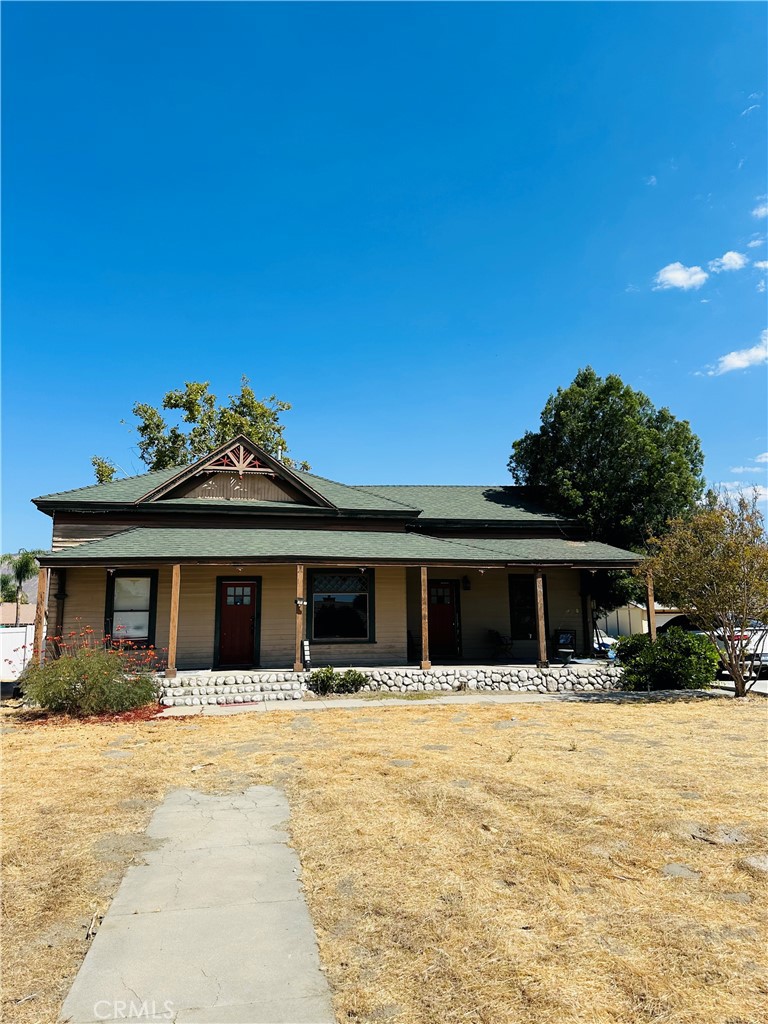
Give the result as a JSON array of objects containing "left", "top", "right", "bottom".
[
  {"left": 708, "top": 250, "right": 748, "bottom": 273},
  {"left": 729, "top": 466, "right": 765, "bottom": 474},
  {"left": 645, "top": 175, "right": 657, "bottom": 186},
  {"left": 756, "top": 453, "right": 768, "bottom": 463},
  {"left": 741, "top": 104, "right": 760, "bottom": 116},
  {"left": 707, "top": 329, "right": 768, "bottom": 376},
  {"left": 753, "top": 203, "right": 768, "bottom": 219},
  {"left": 653, "top": 262, "right": 708, "bottom": 291},
  {"left": 754, "top": 260, "right": 768, "bottom": 270},
  {"left": 747, "top": 237, "right": 765, "bottom": 248},
  {"left": 715, "top": 482, "right": 768, "bottom": 502},
  {"left": 759, "top": 280, "right": 766, "bottom": 293}
]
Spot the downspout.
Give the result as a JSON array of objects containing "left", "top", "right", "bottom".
[{"left": 53, "top": 569, "right": 67, "bottom": 655}]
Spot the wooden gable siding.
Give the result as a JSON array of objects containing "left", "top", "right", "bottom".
[
  {"left": 48, "top": 564, "right": 408, "bottom": 670},
  {"left": 171, "top": 472, "right": 304, "bottom": 503},
  {"left": 51, "top": 512, "right": 408, "bottom": 550}
]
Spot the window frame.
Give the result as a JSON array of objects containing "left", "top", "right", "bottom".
[
  {"left": 104, "top": 569, "right": 159, "bottom": 648},
  {"left": 307, "top": 568, "right": 376, "bottom": 645}
]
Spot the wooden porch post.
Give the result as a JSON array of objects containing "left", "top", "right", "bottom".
[
  {"left": 166, "top": 564, "right": 181, "bottom": 679},
  {"left": 33, "top": 567, "right": 49, "bottom": 666},
  {"left": 534, "top": 569, "right": 548, "bottom": 667},
  {"left": 420, "top": 566, "right": 431, "bottom": 669},
  {"left": 646, "top": 568, "right": 657, "bottom": 641},
  {"left": 294, "top": 563, "right": 305, "bottom": 672},
  {"left": 580, "top": 569, "right": 594, "bottom": 657}
]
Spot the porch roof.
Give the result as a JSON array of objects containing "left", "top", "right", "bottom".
[{"left": 39, "top": 527, "right": 641, "bottom": 568}]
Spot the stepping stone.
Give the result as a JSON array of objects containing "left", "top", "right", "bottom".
[
  {"left": 721, "top": 892, "right": 752, "bottom": 904},
  {"left": 422, "top": 744, "right": 451, "bottom": 751},
  {"left": 389, "top": 759, "right": 413, "bottom": 768},
  {"left": 275, "top": 755, "right": 297, "bottom": 765},
  {"left": 493, "top": 720, "right": 518, "bottom": 730},
  {"left": 739, "top": 854, "right": 768, "bottom": 877},
  {"left": 452, "top": 780, "right": 471, "bottom": 788},
  {"left": 108, "top": 735, "right": 133, "bottom": 746},
  {"left": 102, "top": 750, "right": 132, "bottom": 760},
  {"left": 662, "top": 863, "right": 701, "bottom": 879},
  {"left": 679, "top": 792, "right": 702, "bottom": 801},
  {"left": 679, "top": 822, "right": 749, "bottom": 845}
]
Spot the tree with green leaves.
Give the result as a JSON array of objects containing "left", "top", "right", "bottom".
[
  {"left": 508, "top": 367, "right": 705, "bottom": 551},
  {"left": 645, "top": 489, "right": 768, "bottom": 697},
  {"left": 1, "top": 550, "right": 44, "bottom": 626},
  {"left": 92, "top": 378, "right": 309, "bottom": 482}
]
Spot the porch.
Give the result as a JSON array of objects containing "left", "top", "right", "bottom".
[{"left": 36, "top": 529, "right": 649, "bottom": 678}]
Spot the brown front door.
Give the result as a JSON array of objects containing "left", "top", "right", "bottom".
[
  {"left": 216, "top": 578, "right": 261, "bottom": 668},
  {"left": 428, "top": 580, "right": 461, "bottom": 661}
]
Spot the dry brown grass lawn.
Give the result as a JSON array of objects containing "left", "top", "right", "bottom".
[{"left": 2, "top": 695, "right": 767, "bottom": 1024}]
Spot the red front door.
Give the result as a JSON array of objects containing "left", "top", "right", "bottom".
[
  {"left": 217, "top": 580, "right": 260, "bottom": 667},
  {"left": 428, "top": 580, "right": 461, "bottom": 661}
]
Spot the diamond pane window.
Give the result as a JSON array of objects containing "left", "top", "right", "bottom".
[{"left": 309, "top": 570, "right": 373, "bottom": 642}]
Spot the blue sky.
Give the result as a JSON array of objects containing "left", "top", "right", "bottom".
[{"left": 3, "top": 2, "right": 767, "bottom": 552}]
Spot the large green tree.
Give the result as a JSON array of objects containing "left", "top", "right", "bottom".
[
  {"left": 508, "top": 367, "right": 705, "bottom": 552},
  {"left": 92, "top": 378, "right": 309, "bottom": 482},
  {"left": 645, "top": 489, "right": 768, "bottom": 697}
]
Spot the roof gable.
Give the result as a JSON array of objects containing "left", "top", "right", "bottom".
[{"left": 136, "top": 436, "right": 336, "bottom": 508}]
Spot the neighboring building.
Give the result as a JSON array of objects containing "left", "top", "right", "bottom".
[
  {"left": 0, "top": 561, "right": 38, "bottom": 625},
  {"left": 597, "top": 602, "right": 680, "bottom": 638},
  {"left": 32, "top": 436, "right": 640, "bottom": 676}
]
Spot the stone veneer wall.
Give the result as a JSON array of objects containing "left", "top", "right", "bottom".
[{"left": 159, "top": 663, "right": 623, "bottom": 706}]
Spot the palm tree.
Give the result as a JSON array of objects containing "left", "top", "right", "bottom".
[{"left": 1, "top": 550, "right": 45, "bottom": 626}]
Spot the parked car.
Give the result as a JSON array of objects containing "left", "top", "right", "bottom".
[{"left": 593, "top": 627, "right": 618, "bottom": 658}]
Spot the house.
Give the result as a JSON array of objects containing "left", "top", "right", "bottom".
[{"left": 32, "top": 435, "right": 643, "bottom": 679}]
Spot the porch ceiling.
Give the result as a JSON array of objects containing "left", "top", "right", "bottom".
[{"left": 39, "top": 527, "right": 641, "bottom": 568}]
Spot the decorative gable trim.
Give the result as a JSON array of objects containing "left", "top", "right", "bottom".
[
  {"left": 202, "top": 442, "right": 275, "bottom": 478},
  {"left": 135, "top": 435, "right": 336, "bottom": 508}
]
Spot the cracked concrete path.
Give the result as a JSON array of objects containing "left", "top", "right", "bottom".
[{"left": 59, "top": 787, "right": 335, "bottom": 1024}]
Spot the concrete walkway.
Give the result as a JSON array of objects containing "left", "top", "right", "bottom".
[{"left": 60, "top": 787, "right": 335, "bottom": 1024}]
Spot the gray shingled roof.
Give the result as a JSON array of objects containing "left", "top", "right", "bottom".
[
  {"left": 33, "top": 467, "right": 573, "bottom": 525},
  {"left": 357, "top": 485, "right": 574, "bottom": 523},
  {"left": 40, "top": 528, "right": 640, "bottom": 566}
]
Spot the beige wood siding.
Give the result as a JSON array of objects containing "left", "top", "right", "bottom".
[
  {"left": 309, "top": 566, "right": 407, "bottom": 668},
  {"left": 45, "top": 563, "right": 581, "bottom": 669},
  {"left": 544, "top": 567, "right": 586, "bottom": 654},
  {"left": 48, "top": 563, "right": 407, "bottom": 670}
]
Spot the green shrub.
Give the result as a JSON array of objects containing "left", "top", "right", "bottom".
[
  {"left": 307, "top": 666, "right": 367, "bottom": 696},
  {"left": 22, "top": 645, "right": 159, "bottom": 716},
  {"left": 616, "top": 627, "right": 719, "bottom": 691}
]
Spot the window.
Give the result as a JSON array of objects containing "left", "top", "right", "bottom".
[
  {"left": 308, "top": 570, "right": 374, "bottom": 643},
  {"left": 105, "top": 570, "right": 158, "bottom": 646}
]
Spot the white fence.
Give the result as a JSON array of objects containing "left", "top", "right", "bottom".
[{"left": 1, "top": 625, "right": 36, "bottom": 681}]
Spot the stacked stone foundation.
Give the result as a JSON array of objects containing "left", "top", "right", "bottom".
[{"left": 159, "top": 663, "right": 623, "bottom": 706}]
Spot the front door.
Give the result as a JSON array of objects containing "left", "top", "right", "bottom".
[
  {"left": 428, "top": 580, "right": 461, "bottom": 661},
  {"left": 216, "top": 578, "right": 261, "bottom": 668}
]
